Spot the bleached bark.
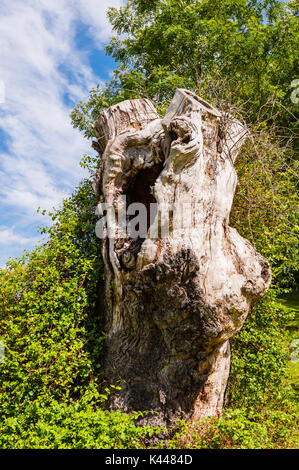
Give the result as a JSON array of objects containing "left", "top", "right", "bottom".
[{"left": 93, "top": 89, "right": 271, "bottom": 425}]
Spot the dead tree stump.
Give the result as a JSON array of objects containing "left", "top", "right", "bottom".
[{"left": 93, "top": 89, "right": 271, "bottom": 425}]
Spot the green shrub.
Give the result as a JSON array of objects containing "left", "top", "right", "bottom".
[
  {"left": 0, "top": 400, "right": 157, "bottom": 449},
  {"left": 0, "top": 181, "right": 103, "bottom": 415},
  {"left": 0, "top": 179, "right": 160, "bottom": 449},
  {"left": 228, "top": 290, "right": 294, "bottom": 409},
  {"left": 164, "top": 408, "right": 298, "bottom": 449}
]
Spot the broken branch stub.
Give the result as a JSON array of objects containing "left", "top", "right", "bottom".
[{"left": 94, "top": 89, "right": 271, "bottom": 425}]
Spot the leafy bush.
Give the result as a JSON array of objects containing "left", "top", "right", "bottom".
[
  {"left": 0, "top": 401, "right": 155, "bottom": 449},
  {"left": 164, "top": 408, "right": 298, "bottom": 449},
  {"left": 0, "top": 180, "right": 102, "bottom": 414},
  {"left": 0, "top": 179, "right": 159, "bottom": 449},
  {"left": 228, "top": 291, "right": 294, "bottom": 409}
]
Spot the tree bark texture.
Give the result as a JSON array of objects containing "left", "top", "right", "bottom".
[{"left": 93, "top": 89, "right": 271, "bottom": 425}]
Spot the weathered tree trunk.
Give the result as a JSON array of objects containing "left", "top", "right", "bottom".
[{"left": 93, "top": 89, "right": 271, "bottom": 426}]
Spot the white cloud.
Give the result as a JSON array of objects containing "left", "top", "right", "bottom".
[
  {"left": 75, "top": 0, "right": 124, "bottom": 45},
  {"left": 0, "top": 226, "right": 39, "bottom": 246},
  {"left": 0, "top": 0, "right": 124, "bottom": 262}
]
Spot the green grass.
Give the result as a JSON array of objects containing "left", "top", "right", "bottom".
[
  {"left": 277, "top": 290, "right": 299, "bottom": 395},
  {"left": 279, "top": 289, "right": 299, "bottom": 315}
]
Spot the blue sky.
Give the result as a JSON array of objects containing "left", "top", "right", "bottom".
[{"left": 0, "top": 0, "right": 124, "bottom": 267}]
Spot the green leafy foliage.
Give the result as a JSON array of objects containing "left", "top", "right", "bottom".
[
  {"left": 103, "top": 0, "right": 298, "bottom": 127},
  {"left": 0, "top": 180, "right": 157, "bottom": 448},
  {"left": 0, "top": 181, "right": 101, "bottom": 412},
  {"left": 164, "top": 408, "right": 298, "bottom": 449},
  {"left": 0, "top": 402, "right": 155, "bottom": 449},
  {"left": 230, "top": 136, "right": 298, "bottom": 291},
  {"left": 228, "top": 291, "right": 294, "bottom": 408}
]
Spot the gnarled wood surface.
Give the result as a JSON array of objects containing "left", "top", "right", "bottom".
[{"left": 93, "top": 89, "right": 271, "bottom": 425}]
